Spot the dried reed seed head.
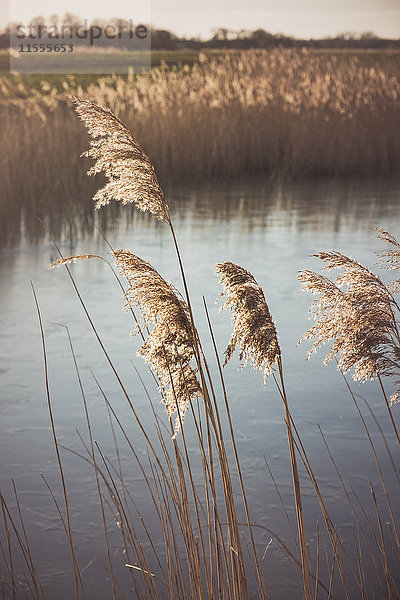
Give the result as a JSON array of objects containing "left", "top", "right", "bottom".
[
  {"left": 298, "top": 245, "right": 400, "bottom": 403},
  {"left": 48, "top": 254, "right": 99, "bottom": 269},
  {"left": 73, "top": 97, "right": 170, "bottom": 223},
  {"left": 375, "top": 227, "right": 400, "bottom": 274},
  {"left": 113, "top": 249, "right": 202, "bottom": 434},
  {"left": 216, "top": 261, "right": 281, "bottom": 381}
]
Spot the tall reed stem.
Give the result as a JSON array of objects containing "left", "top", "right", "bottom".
[
  {"left": 276, "top": 355, "right": 312, "bottom": 600},
  {"left": 31, "top": 282, "right": 83, "bottom": 600}
]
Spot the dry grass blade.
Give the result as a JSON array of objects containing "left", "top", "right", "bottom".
[
  {"left": 73, "top": 96, "right": 170, "bottom": 223},
  {"left": 30, "top": 282, "right": 83, "bottom": 599},
  {"left": 48, "top": 254, "right": 100, "bottom": 269},
  {"left": 113, "top": 249, "right": 202, "bottom": 435},
  {"left": 216, "top": 261, "right": 281, "bottom": 381},
  {"left": 298, "top": 247, "right": 400, "bottom": 403}
]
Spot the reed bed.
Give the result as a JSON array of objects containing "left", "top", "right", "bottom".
[
  {"left": 1, "top": 98, "right": 400, "bottom": 600},
  {"left": 1, "top": 49, "right": 400, "bottom": 228}
]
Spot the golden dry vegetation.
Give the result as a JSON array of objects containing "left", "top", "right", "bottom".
[
  {"left": 1, "top": 49, "right": 399, "bottom": 213},
  {"left": 1, "top": 95, "right": 400, "bottom": 600}
]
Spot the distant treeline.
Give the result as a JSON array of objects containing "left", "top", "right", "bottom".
[
  {"left": 0, "top": 14, "right": 399, "bottom": 50},
  {"left": 160, "top": 28, "right": 400, "bottom": 51}
]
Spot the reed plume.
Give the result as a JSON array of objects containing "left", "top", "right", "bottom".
[
  {"left": 73, "top": 96, "right": 170, "bottom": 223},
  {"left": 48, "top": 254, "right": 100, "bottom": 268},
  {"left": 216, "top": 261, "right": 281, "bottom": 380},
  {"left": 298, "top": 244, "right": 400, "bottom": 403},
  {"left": 113, "top": 249, "right": 202, "bottom": 434}
]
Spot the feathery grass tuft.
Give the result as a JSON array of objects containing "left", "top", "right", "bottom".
[
  {"left": 73, "top": 96, "right": 170, "bottom": 223},
  {"left": 113, "top": 249, "right": 202, "bottom": 434},
  {"left": 298, "top": 244, "right": 400, "bottom": 403},
  {"left": 216, "top": 261, "right": 281, "bottom": 381}
]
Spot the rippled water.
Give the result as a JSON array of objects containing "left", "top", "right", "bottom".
[{"left": 1, "top": 176, "right": 399, "bottom": 599}]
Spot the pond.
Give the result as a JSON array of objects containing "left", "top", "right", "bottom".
[{"left": 1, "top": 176, "right": 399, "bottom": 599}]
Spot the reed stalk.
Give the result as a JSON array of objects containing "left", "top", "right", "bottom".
[{"left": 216, "top": 261, "right": 312, "bottom": 600}]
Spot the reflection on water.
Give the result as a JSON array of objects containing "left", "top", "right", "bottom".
[
  {"left": 0, "top": 176, "right": 400, "bottom": 599},
  {"left": 1, "top": 175, "right": 399, "bottom": 247}
]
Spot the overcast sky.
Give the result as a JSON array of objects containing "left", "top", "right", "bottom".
[{"left": 3, "top": 0, "right": 400, "bottom": 38}]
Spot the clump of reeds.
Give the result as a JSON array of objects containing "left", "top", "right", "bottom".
[
  {"left": 65, "top": 98, "right": 201, "bottom": 436},
  {"left": 216, "top": 261, "right": 280, "bottom": 380},
  {"left": 298, "top": 233, "right": 400, "bottom": 403},
  {"left": 3, "top": 87, "right": 400, "bottom": 600},
  {"left": 297, "top": 230, "right": 400, "bottom": 585},
  {"left": 2, "top": 49, "right": 400, "bottom": 246},
  {"left": 113, "top": 249, "right": 201, "bottom": 434}
]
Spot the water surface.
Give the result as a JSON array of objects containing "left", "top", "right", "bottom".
[{"left": 1, "top": 176, "right": 399, "bottom": 599}]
